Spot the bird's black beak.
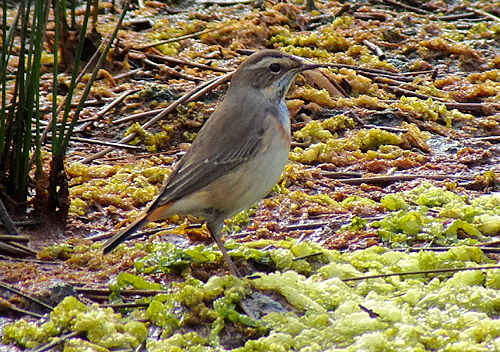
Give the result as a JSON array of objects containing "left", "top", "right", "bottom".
[{"left": 299, "top": 63, "right": 327, "bottom": 72}]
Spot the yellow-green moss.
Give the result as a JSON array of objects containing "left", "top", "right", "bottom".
[
  {"left": 125, "top": 122, "right": 175, "bottom": 152},
  {"left": 270, "top": 19, "right": 354, "bottom": 53},
  {"left": 293, "top": 115, "right": 355, "bottom": 143},
  {"left": 67, "top": 161, "right": 168, "bottom": 217}
]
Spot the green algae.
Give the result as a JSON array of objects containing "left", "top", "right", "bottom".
[
  {"left": 289, "top": 117, "right": 431, "bottom": 164},
  {"left": 375, "top": 182, "right": 500, "bottom": 247},
  {"left": 4, "top": 241, "right": 500, "bottom": 351},
  {"left": 67, "top": 161, "right": 169, "bottom": 217},
  {"left": 2, "top": 296, "right": 147, "bottom": 350},
  {"left": 125, "top": 122, "right": 176, "bottom": 152}
]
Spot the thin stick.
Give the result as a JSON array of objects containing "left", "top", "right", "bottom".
[
  {"left": 0, "top": 301, "right": 44, "bottom": 318},
  {"left": 0, "top": 234, "right": 30, "bottom": 241},
  {"left": 361, "top": 71, "right": 415, "bottom": 83},
  {"left": 0, "top": 280, "right": 54, "bottom": 311},
  {"left": 386, "top": 85, "right": 446, "bottom": 101},
  {"left": 322, "top": 173, "right": 474, "bottom": 184},
  {"left": 0, "top": 254, "right": 61, "bottom": 264},
  {"left": 113, "top": 67, "right": 143, "bottom": 80},
  {"left": 99, "top": 147, "right": 183, "bottom": 161},
  {"left": 0, "top": 242, "right": 34, "bottom": 256},
  {"left": 112, "top": 109, "right": 161, "bottom": 124},
  {"left": 474, "top": 136, "right": 500, "bottom": 142},
  {"left": 1, "top": 240, "right": 37, "bottom": 255},
  {"left": 75, "top": 287, "right": 169, "bottom": 296},
  {"left": 342, "top": 265, "right": 500, "bottom": 282},
  {"left": 432, "top": 12, "right": 477, "bottom": 21},
  {"left": 0, "top": 197, "right": 20, "bottom": 235},
  {"left": 95, "top": 89, "right": 139, "bottom": 120},
  {"left": 32, "top": 331, "right": 81, "bottom": 352},
  {"left": 100, "top": 302, "right": 150, "bottom": 308},
  {"left": 362, "top": 124, "right": 408, "bottom": 133},
  {"left": 134, "top": 22, "right": 234, "bottom": 50},
  {"left": 466, "top": 7, "right": 500, "bottom": 22},
  {"left": 293, "top": 252, "right": 322, "bottom": 261},
  {"left": 142, "top": 51, "right": 233, "bottom": 73},
  {"left": 47, "top": 134, "right": 141, "bottom": 149},
  {"left": 79, "top": 72, "right": 233, "bottom": 163},
  {"left": 38, "top": 99, "right": 105, "bottom": 113},
  {"left": 87, "top": 224, "right": 179, "bottom": 241},
  {"left": 381, "top": 0, "right": 429, "bottom": 14},
  {"left": 362, "top": 40, "right": 386, "bottom": 60},
  {"left": 392, "top": 246, "right": 500, "bottom": 253},
  {"left": 324, "top": 63, "right": 405, "bottom": 78}
]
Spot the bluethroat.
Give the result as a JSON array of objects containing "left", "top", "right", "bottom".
[{"left": 102, "top": 50, "right": 323, "bottom": 277}]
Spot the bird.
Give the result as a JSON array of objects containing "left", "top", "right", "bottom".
[{"left": 102, "top": 49, "right": 323, "bottom": 277}]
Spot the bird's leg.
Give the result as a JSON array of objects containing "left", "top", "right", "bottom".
[
  {"left": 207, "top": 222, "right": 257, "bottom": 320},
  {"left": 206, "top": 222, "right": 241, "bottom": 277}
]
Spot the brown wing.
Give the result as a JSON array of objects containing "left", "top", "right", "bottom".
[{"left": 151, "top": 105, "right": 275, "bottom": 208}]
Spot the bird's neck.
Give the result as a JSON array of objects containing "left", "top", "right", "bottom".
[{"left": 227, "top": 82, "right": 286, "bottom": 106}]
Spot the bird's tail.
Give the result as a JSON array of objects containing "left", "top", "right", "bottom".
[{"left": 101, "top": 212, "right": 150, "bottom": 254}]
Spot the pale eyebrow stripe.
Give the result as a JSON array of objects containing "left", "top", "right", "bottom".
[{"left": 245, "top": 57, "right": 294, "bottom": 70}]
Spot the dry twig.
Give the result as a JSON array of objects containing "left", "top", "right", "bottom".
[
  {"left": 0, "top": 280, "right": 54, "bottom": 311},
  {"left": 342, "top": 265, "right": 500, "bottom": 282},
  {"left": 80, "top": 72, "right": 234, "bottom": 163}
]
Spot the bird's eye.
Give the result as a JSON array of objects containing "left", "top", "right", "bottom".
[{"left": 269, "top": 63, "right": 281, "bottom": 73}]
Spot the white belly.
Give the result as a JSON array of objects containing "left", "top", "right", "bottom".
[{"left": 166, "top": 113, "right": 290, "bottom": 218}]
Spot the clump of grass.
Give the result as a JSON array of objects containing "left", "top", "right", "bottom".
[{"left": 0, "top": 0, "right": 127, "bottom": 229}]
